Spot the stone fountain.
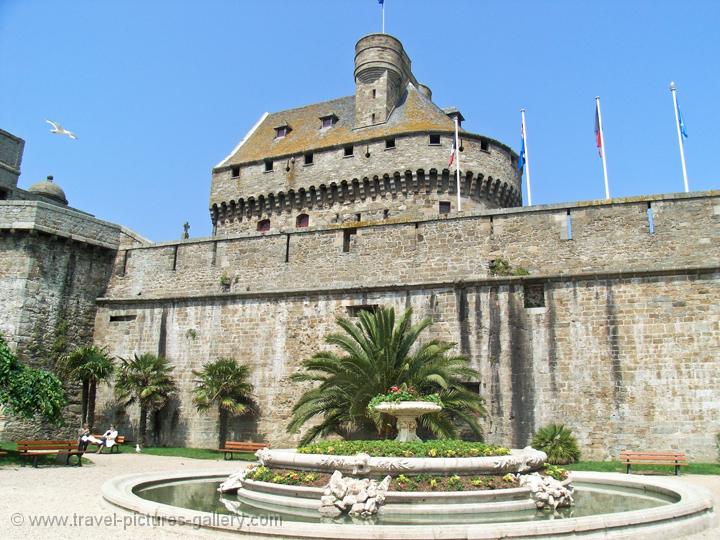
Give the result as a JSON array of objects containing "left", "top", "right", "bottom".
[{"left": 372, "top": 400, "right": 442, "bottom": 442}]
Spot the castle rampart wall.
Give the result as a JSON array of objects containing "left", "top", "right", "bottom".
[
  {"left": 105, "top": 192, "right": 719, "bottom": 301},
  {"left": 92, "top": 267, "right": 720, "bottom": 459}
]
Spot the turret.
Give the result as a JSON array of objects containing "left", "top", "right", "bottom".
[{"left": 353, "top": 34, "right": 418, "bottom": 128}]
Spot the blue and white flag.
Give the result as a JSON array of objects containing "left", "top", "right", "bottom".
[
  {"left": 378, "top": 0, "right": 384, "bottom": 5},
  {"left": 518, "top": 124, "right": 526, "bottom": 172},
  {"left": 676, "top": 98, "right": 688, "bottom": 139}
]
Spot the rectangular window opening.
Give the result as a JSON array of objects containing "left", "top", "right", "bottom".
[
  {"left": 344, "top": 145, "right": 354, "bottom": 157},
  {"left": 489, "top": 215, "right": 494, "bottom": 235},
  {"left": 566, "top": 209, "right": 573, "bottom": 240},
  {"left": 524, "top": 283, "right": 546, "bottom": 308},
  {"left": 383, "top": 209, "right": 389, "bottom": 219},
  {"left": 439, "top": 201, "right": 451, "bottom": 215},
  {"left": 0, "top": 188, "right": 8, "bottom": 200},
  {"left": 285, "top": 234, "right": 290, "bottom": 263},
  {"left": 211, "top": 241, "right": 218, "bottom": 266},
  {"left": 304, "top": 152, "right": 313, "bottom": 165},
  {"left": 355, "top": 213, "right": 361, "bottom": 221},
  {"left": 372, "top": 89, "right": 376, "bottom": 98},
  {"left": 429, "top": 134, "right": 441, "bottom": 145},
  {"left": 480, "top": 139, "right": 489, "bottom": 152},
  {"left": 171, "top": 245, "right": 178, "bottom": 271},
  {"left": 385, "top": 138, "right": 396, "bottom": 149},
  {"left": 264, "top": 160, "right": 273, "bottom": 172},
  {"left": 346, "top": 304, "right": 379, "bottom": 317},
  {"left": 342, "top": 228, "right": 357, "bottom": 253},
  {"left": 231, "top": 166, "right": 240, "bottom": 178},
  {"left": 371, "top": 113, "right": 375, "bottom": 123},
  {"left": 121, "top": 250, "right": 130, "bottom": 276},
  {"left": 647, "top": 203, "right": 655, "bottom": 234},
  {"left": 110, "top": 314, "right": 136, "bottom": 323}
]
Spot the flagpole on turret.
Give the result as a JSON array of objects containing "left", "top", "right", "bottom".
[
  {"left": 520, "top": 109, "right": 532, "bottom": 206},
  {"left": 670, "top": 81, "right": 689, "bottom": 193},
  {"left": 379, "top": 0, "right": 385, "bottom": 33},
  {"left": 454, "top": 115, "right": 462, "bottom": 212}
]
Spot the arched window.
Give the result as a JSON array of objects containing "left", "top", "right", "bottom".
[
  {"left": 296, "top": 214, "right": 309, "bottom": 228},
  {"left": 257, "top": 219, "right": 270, "bottom": 232}
]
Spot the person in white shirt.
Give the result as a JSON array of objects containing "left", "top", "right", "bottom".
[{"left": 96, "top": 424, "right": 118, "bottom": 454}]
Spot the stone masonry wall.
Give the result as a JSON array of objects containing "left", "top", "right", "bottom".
[
  {"left": 104, "top": 192, "right": 719, "bottom": 301},
  {"left": 0, "top": 200, "right": 146, "bottom": 439},
  {"left": 0, "top": 230, "right": 116, "bottom": 439},
  {"left": 210, "top": 133, "right": 521, "bottom": 234},
  {"left": 92, "top": 269, "right": 720, "bottom": 460}
]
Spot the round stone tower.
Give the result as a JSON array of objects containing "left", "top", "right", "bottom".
[{"left": 353, "top": 33, "right": 416, "bottom": 128}]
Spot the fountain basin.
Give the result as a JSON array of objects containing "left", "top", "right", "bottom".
[{"left": 103, "top": 469, "right": 717, "bottom": 539}]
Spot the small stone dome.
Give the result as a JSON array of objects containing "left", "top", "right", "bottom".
[{"left": 28, "top": 175, "right": 68, "bottom": 205}]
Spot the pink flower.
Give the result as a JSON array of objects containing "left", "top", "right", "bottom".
[{"left": 390, "top": 386, "right": 400, "bottom": 393}]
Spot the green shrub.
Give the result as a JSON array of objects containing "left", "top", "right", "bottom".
[
  {"left": 297, "top": 439, "right": 510, "bottom": 458},
  {"left": 543, "top": 463, "right": 569, "bottom": 481},
  {"left": 531, "top": 424, "right": 580, "bottom": 465}
]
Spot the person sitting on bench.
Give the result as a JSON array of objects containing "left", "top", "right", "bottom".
[
  {"left": 95, "top": 424, "right": 118, "bottom": 454},
  {"left": 78, "top": 423, "right": 91, "bottom": 451}
]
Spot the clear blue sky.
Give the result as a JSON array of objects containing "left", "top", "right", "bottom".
[{"left": 1, "top": 0, "right": 717, "bottom": 241}]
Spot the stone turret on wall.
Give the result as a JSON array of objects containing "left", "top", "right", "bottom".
[{"left": 354, "top": 34, "right": 418, "bottom": 128}]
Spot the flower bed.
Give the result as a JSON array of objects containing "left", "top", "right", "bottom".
[
  {"left": 296, "top": 439, "right": 511, "bottom": 458},
  {"left": 244, "top": 466, "right": 523, "bottom": 491}
]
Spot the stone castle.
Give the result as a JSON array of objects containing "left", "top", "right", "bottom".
[{"left": 1, "top": 34, "right": 718, "bottom": 460}]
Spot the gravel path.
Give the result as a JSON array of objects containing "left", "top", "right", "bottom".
[
  {"left": 1, "top": 455, "right": 718, "bottom": 539},
  {"left": 0, "top": 453, "right": 250, "bottom": 539}
]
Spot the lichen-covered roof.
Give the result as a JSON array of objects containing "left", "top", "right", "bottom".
[{"left": 219, "top": 83, "right": 461, "bottom": 168}]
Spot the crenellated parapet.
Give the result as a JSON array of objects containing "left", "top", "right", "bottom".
[{"left": 211, "top": 167, "right": 521, "bottom": 234}]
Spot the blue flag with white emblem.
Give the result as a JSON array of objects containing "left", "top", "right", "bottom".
[{"left": 676, "top": 98, "right": 688, "bottom": 139}]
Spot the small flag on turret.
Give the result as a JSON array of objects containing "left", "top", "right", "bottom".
[
  {"left": 594, "top": 102, "right": 603, "bottom": 157},
  {"left": 448, "top": 131, "right": 458, "bottom": 166},
  {"left": 518, "top": 124, "right": 526, "bottom": 172},
  {"left": 676, "top": 99, "right": 688, "bottom": 139}
]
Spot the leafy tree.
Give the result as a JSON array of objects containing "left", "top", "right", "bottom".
[
  {"left": 114, "top": 353, "right": 176, "bottom": 446},
  {"left": 531, "top": 424, "right": 581, "bottom": 464},
  {"left": 0, "top": 333, "right": 66, "bottom": 422},
  {"left": 57, "top": 345, "right": 114, "bottom": 429},
  {"left": 287, "top": 306, "right": 486, "bottom": 446},
  {"left": 192, "top": 358, "right": 254, "bottom": 447}
]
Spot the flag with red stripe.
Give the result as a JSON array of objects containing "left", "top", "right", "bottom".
[{"left": 594, "top": 102, "right": 603, "bottom": 157}]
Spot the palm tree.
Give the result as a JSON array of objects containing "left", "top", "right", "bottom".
[
  {"left": 114, "top": 353, "right": 176, "bottom": 446},
  {"left": 287, "top": 306, "right": 486, "bottom": 446},
  {"left": 57, "top": 346, "right": 114, "bottom": 429},
  {"left": 192, "top": 358, "right": 254, "bottom": 447}
]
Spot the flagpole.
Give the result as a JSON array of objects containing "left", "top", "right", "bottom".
[
  {"left": 670, "top": 81, "right": 689, "bottom": 193},
  {"left": 595, "top": 96, "right": 610, "bottom": 200},
  {"left": 521, "top": 109, "right": 532, "bottom": 206},
  {"left": 454, "top": 115, "right": 462, "bottom": 212},
  {"left": 382, "top": 1, "right": 385, "bottom": 33}
]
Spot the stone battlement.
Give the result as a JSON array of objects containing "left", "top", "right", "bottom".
[{"left": 104, "top": 190, "right": 720, "bottom": 302}]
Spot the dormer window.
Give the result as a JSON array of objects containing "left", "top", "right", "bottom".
[
  {"left": 319, "top": 114, "right": 338, "bottom": 130},
  {"left": 274, "top": 123, "right": 290, "bottom": 139}
]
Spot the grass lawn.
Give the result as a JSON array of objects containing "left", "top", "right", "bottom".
[
  {"left": 566, "top": 460, "right": 720, "bottom": 475},
  {"left": 139, "top": 446, "right": 257, "bottom": 461},
  {"left": 0, "top": 441, "right": 93, "bottom": 467}
]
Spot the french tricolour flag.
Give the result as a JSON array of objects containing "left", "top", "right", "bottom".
[
  {"left": 448, "top": 132, "right": 458, "bottom": 166},
  {"left": 594, "top": 102, "right": 603, "bottom": 157}
]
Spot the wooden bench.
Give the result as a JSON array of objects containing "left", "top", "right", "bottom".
[
  {"left": 620, "top": 451, "right": 687, "bottom": 475},
  {"left": 220, "top": 441, "right": 269, "bottom": 460},
  {"left": 17, "top": 440, "right": 84, "bottom": 468},
  {"left": 89, "top": 434, "right": 125, "bottom": 453}
]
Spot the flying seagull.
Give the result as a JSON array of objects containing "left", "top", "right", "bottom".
[{"left": 46, "top": 119, "right": 78, "bottom": 140}]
